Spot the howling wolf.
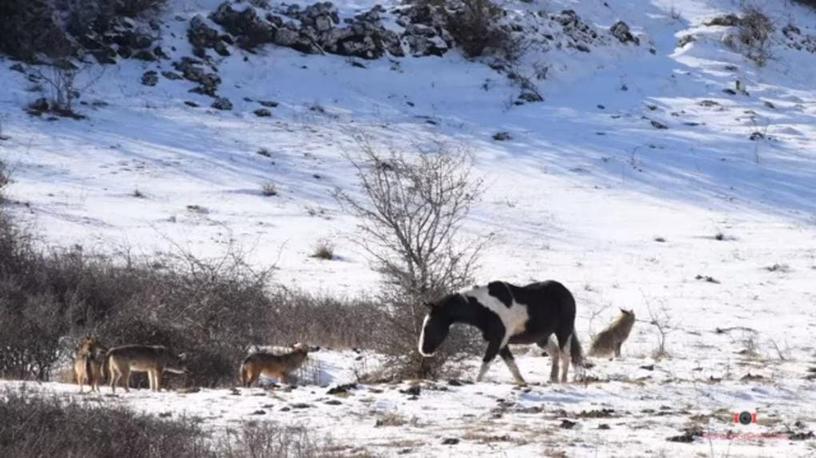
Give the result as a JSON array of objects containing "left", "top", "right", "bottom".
[{"left": 589, "top": 308, "right": 635, "bottom": 358}]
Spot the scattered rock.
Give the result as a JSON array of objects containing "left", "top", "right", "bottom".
[
  {"left": 327, "top": 383, "right": 357, "bottom": 395},
  {"left": 740, "top": 373, "right": 764, "bottom": 381},
  {"left": 290, "top": 403, "right": 313, "bottom": 409},
  {"left": 141, "top": 70, "right": 159, "bottom": 86},
  {"left": 749, "top": 131, "right": 765, "bottom": 141},
  {"left": 162, "top": 71, "right": 183, "bottom": 80},
  {"left": 177, "top": 387, "right": 200, "bottom": 394},
  {"left": 254, "top": 108, "right": 272, "bottom": 117},
  {"left": 650, "top": 120, "right": 668, "bottom": 129},
  {"left": 695, "top": 274, "right": 720, "bottom": 284},
  {"left": 211, "top": 2, "right": 277, "bottom": 50},
  {"left": 560, "top": 419, "right": 577, "bottom": 429},
  {"left": 677, "top": 34, "right": 695, "bottom": 48},
  {"left": 400, "top": 385, "right": 421, "bottom": 396},
  {"left": 789, "top": 431, "right": 814, "bottom": 440},
  {"left": 705, "top": 14, "right": 740, "bottom": 27},
  {"left": 493, "top": 131, "right": 511, "bottom": 141},
  {"left": 610, "top": 21, "right": 639, "bottom": 45},
  {"left": 640, "top": 364, "right": 655, "bottom": 371},
  {"left": 211, "top": 97, "right": 233, "bottom": 110},
  {"left": 325, "top": 399, "right": 342, "bottom": 405},
  {"left": 173, "top": 57, "right": 221, "bottom": 96},
  {"left": 251, "top": 409, "right": 266, "bottom": 415},
  {"left": 441, "top": 438, "right": 459, "bottom": 445},
  {"left": 26, "top": 98, "right": 51, "bottom": 116},
  {"left": 578, "top": 409, "right": 616, "bottom": 418},
  {"left": 259, "top": 100, "right": 279, "bottom": 107},
  {"left": 667, "top": 426, "right": 704, "bottom": 443},
  {"left": 184, "top": 101, "right": 200, "bottom": 107}
]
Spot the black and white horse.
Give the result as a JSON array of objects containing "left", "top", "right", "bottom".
[{"left": 418, "top": 280, "right": 583, "bottom": 385}]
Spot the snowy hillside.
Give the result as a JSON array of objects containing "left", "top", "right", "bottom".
[{"left": 2, "top": 0, "right": 816, "bottom": 456}]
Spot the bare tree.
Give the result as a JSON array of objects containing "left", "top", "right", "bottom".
[{"left": 335, "top": 138, "right": 486, "bottom": 377}]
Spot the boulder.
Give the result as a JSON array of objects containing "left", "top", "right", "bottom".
[
  {"left": 211, "top": 97, "right": 233, "bottom": 110},
  {"left": 610, "top": 21, "right": 639, "bottom": 45},
  {"left": 141, "top": 70, "right": 159, "bottom": 86},
  {"left": 211, "top": 2, "right": 277, "bottom": 50}
]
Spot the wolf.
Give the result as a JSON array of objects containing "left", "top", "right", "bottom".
[
  {"left": 74, "top": 336, "right": 106, "bottom": 393},
  {"left": 589, "top": 308, "right": 636, "bottom": 358},
  {"left": 106, "top": 345, "right": 187, "bottom": 393},
  {"left": 239, "top": 343, "right": 315, "bottom": 387}
]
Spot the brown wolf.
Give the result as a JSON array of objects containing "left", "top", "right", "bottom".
[
  {"left": 106, "top": 345, "right": 187, "bottom": 393},
  {"left": 589, "top": 308, "right": 636, "bottom": 358},
  {"left": 239, "top": 343, "right": 315, "bottom": 387},
  {"left": 74, "top": 336, "right": 106, "bottom": 393}
]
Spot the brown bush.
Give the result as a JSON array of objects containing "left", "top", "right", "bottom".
[
  {"left": 445, "top": 0, "right": 516, "bottom": 58},
  {"left": 0, "top": 387, "right": 207, "bottom": 458},
  {"left": 0, "top": 387, "right": 343, "bottom": 457},
  {"left": 736, "top": 7, "right": 774, "bottom": 66},
  {"left": 0, "top": 209, "right": 392, "bottom": 386},
  {"left": 0, "top": 0, "right": 167, "bottom": 61}
]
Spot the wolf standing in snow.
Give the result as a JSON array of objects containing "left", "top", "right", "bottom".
[
  {"left": 239, "top": 343, "right": 314, "bottom": 387},
  {"left": 589, "top": 308, "right": 635, "bottom": 358},
  {"left": 107, "top": 345, "right": 187, "bottom": 393},
  {"left": 74, "top": 336, "right": 106, "bottom": 393}
]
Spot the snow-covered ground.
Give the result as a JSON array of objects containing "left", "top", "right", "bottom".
[{"left": 2, "top": 0, "right": 816, "bottom": 456}]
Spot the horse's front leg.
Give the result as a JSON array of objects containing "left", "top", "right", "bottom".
[
  {"left": 499, "top": 346, "right": 526, "bottom": 385},
  {"left": 476, "top": 339, "right": 501, "bottom": 382}
]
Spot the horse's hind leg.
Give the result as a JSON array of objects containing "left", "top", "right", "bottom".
[
  {"left": 499, "top": 347, "right": 526, "bottom": 385},
  {"left": 541, "top": 337, "right": 560, "bottom": 383},
  {"left": 560, "top": 334, "right": 573, "bottom": 383}
]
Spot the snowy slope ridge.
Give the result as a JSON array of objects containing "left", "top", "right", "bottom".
[{"left": 2, "top": 0, "right": 816, "bottom": 456}]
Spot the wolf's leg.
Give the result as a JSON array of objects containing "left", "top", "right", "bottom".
[
  {"left": 154, "top": 370, "right": 162, "bottom": 392},
  {"left": 614, "top": 342, "right": 622, "bottom": 358},
  {"left": 110, "top": 366, "right": 118, "bottom": 394},
  {"left": 123, "top": 368, "right": 131, "bottom": 392},
  {"left": 499, "top": 346, "right": 526, "bottom": 385}
]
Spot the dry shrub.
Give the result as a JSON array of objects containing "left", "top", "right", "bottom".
[
  {"left": 0, "top": 208, "right": 393, "bottom": 385},
  {"left": 735, "top": 7, "right": 774, "bottom": 66},
  {"left": 0, "top": 387, "right": 343, "bottom": 457},
  {"left": 267, "top": 289, "right": 381, "bottom": 349},
  {"left": 445, "top": 0, "right": 516, "bottom": 58},
  {"left": 336, "top": 139, "right": 487, "bottom": 379},
  {"left": 0, "top": 387, "right": 206, "bottom": 458},
  {"left": 0, "top": 0, "right": 166, "bottom": 61},
  {"left": 0, "top": 210, "right": 274, "bottom": 386},
  {"left": 311, "top": 239, "right": 335, "bottom": 260},
  {"left": 0, "top": 0, "right": 73, "bottom": 61},
  {"left": 794, "top": 0, "right": 816, "bottom": 9},
  {"left": 218, "top": 422, "right": 345, "bottom": 458}
]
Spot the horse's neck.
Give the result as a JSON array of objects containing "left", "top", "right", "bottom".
[{"left": 447, "top": 300, "right": 489, "bottom": 333}]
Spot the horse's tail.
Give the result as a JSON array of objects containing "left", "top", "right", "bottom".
[{"left": 570, "top": 331, "right": 584, "bottom": 367}]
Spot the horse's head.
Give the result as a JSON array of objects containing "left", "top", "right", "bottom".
[{"left": 418, "top": 293, "right": 466, "bottom": 357}]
